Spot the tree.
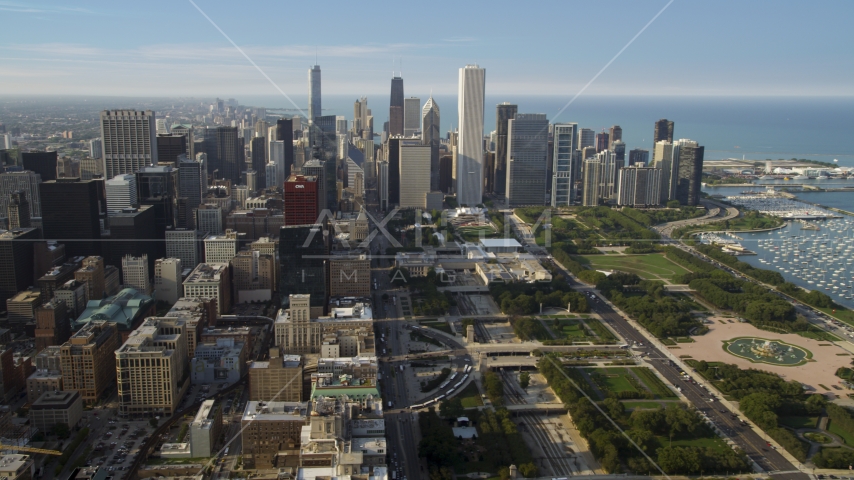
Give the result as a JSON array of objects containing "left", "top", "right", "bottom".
[
  {"left": 439, "top": 397, "right": 464, "bottom": 419},
  {"left": 666, "top": 200, "right": 681, "bottom": 208},
  {"left": 519, "top": 372, "right": 530, "bottom": 391},
  {"left": 50, "top": 423, "right": 71, "bottom": 439}
]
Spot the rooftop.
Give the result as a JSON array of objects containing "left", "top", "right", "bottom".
[
  {"left": 242, "top": 401, "right": 308, "bottom": 422},
  {"left": 31, "top": 390, "right": 81, "bottom": 409},
  {"left": 73, "top": 288, "right": 154, "bottom": 331},
  {"left": 184, "top": 263, "right": 228, "bottom": 284}
]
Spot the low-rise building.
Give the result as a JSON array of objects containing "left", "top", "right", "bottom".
[
  {"left": 274, "top": 296, "right": 374, "bottom": 356},
  {"left": 71, "top": 288, "right": 156, "bottom": 341},
  {"left": 241, "top": 401, "right": 308, "bottom": 469},
  {"left": 29, "top": 390, "right": 83, "bottom": 433},
  {"left": 189, "top": 399, "right": 222, "bottom": 458},
  {"left": 394, "top": 252, "right": 436, "bottom": 277},
  {"left": 248, "top": 350, "right": 303, "bottom": 402},
  {"left": 26, "top": 369, "right": 62, "bottom": 405},
  {"left": 0, "top": 454, "right": 34, "bottom": 480},
  {"left": 191, "top": 338, "right": 247, "bottom": 385}
]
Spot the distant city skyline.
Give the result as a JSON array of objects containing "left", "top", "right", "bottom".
[{"left": 0, "top": 1, "right": 852, "bottom": 97}]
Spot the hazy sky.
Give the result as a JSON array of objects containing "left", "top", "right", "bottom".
[{"left": 1, "top": 0, "right": 852, "bottom": 97}]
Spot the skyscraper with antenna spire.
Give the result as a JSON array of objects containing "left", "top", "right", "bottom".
[
  {"left": 389, "top": 70, "right": 404, "bottom": 136},
  {"left": 308, "top": 64, "right": 321, "bottom": 122}
]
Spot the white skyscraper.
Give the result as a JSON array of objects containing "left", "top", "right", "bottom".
[
  {"left": 154, "top": 258, "right": 183, "bottom": 305},
  {"left": 89, "top": 138, "right": 102, "bottom": 159},
  {"left": 456, "top": 65, "right": 486, "bottom": 207},
  {"left": 105, "top": 174, "right": 137, "bottom": 211},
  {"left": 403, "top": 97, "right": 421, "bottom": 137},
  {"left": 2, "top": 134, "right": 13, "bottom": 150},
  {"left": 399, "top": 144, "right": 431, "bottom": 209},
  {"left": 308, "top": 65, "right": 321, "bottom": 122},
  {"left": 100, "top": 110, "right": 158, "bottom": 179},
  {"left": 421, "top": 96, "right": 441, "bottom": 191},
  {"left": 551, "top": 123, "right": 578, "bottom": 207},
  {"left": 156, "top": 118, "right": 170, "bottom": 135},
  {"left": 269, "top": 140, "right": 286, "bottom": 187}
]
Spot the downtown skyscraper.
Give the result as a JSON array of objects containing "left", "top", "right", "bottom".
[
  {"left": 506, "top": 114, "right": 549, "bottom": 207},
  {"left": 673, "top": 139, "right": 704, "bottom": 206},
  {"left": 403, "top": 97, "right": 421, "bottom": 137},
  {"left": 493, "top": 103, "right": 517, "bottom": 196},
  {"left": 456, "top": 65, "right": 486, "bottom": 207},
  {"left": 551, "top": 123, "right": 578, "bottom": 207},
  {"left": 308, "top": 65, "right": 321, "bottom": 122},
  {"left": 100, "top": 110, "right": 158, "bottom": 179},
  {"left": 654, "top": 118, "right": 675, "bottom": 143},
  {"left": 389, "top": 76, "right": 404, "bottom": 136},
  {"left": 421, "top": 96, "right": 441, "bottom": 191}
]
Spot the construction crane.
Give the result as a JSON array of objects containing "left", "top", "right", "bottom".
[{"left": 0, "top": 444, "right": 62, "bottom": 455}]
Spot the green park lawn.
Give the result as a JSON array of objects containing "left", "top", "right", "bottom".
[
  {"left": 778, "top": 416, "right": 819, "bottom": 429},
  {"left": 457, "top": 381, "right": 484, "bottom": 408},
  {"left": 576, "top": 253, "right": 691, "bottom": 284},
  {"left": 589, "top": 368, "right": 638, "bottom": 393}
]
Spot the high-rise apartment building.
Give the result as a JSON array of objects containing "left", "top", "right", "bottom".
[
  {"left": 597, "top": 150, "right": 618, "bottom": 199},
  {"left": 551, "top": 123, "right": 578, "bottom": 207},
  {"left": 41, "top": 178, "right": 105, "bottom": 258},
  {"left": 100, "top": 110, "right": 158, "bottom": 179},
  {"left": 457, "top": 65, "right": 486, "bottom": 206},
  {"left": 399, "top": 143, "right": 431, "bottom": 209},
  {"left": 7, "top": 191, "right": 30, "bottom": 229},
  {"left": 105, "top": 174, "right": 137, "bottom": 211},
  {"left": 0, "top": 228, "right": 38, "bottom": 309},
  {"left": 279, "top": 225, "right": 328, "bottom": 315},
  {"left": 493, "top": 103, "right": 518, "bottom": 196},
  {"left": 389, "top": 76, "right": 404, "bottom": 136},
  {"left": 403, "top": 97, "right": 421, "bottom": 137},
  {"left": 115, "top": 317, "right": 189, "bottom": 416},
  {"left": 22, "top": 151, "right": 58, "bottom": 182},
  {"left": 166, "top": 228, "right": 205, "bottom": 271},
  {"left": 654, "top": 118, "right": 675, "bottom": 143},
  {"left": 582, "top": 158, "right": 601, "bottom": 207},
  {"left": 231, "top": 250, "right": 276, "bottom": 303},
  {"left": 673, "top": 139, "right": 704, "bottom": 206},
  {"left": 612, "top": 140, "right": 626, "bottom": 173},
  {"left": 653, "top": 141, "right": 677, "bottom": 203},
  {"left": 204, "top": 230, "right": 238, "bottom": 264},
  {"left": 577, "top": 128, "right": 595, "bottom": 151},
  {"left": 122, "top": 255, "right": 151, "bottom": 295},
  {"left": 0, "top": 171, "right": 41, "bottom": 224},
  {"left": 309, "top": 65, "right": 321, "bottom": 122},
  {"left": 89, "top": 138, "right": 102, "bottom": 159},
  {"left": 154, "top": 258, "right": 183, "bottom": 305},
  {"left": 59, "top": 321, "right": 121, "bottom": 404},
  {"left": 617, "top": 165, "right": 662, "bottom": 207},
  {"left": 183, "top": 263, "right": 232, "bottom": 315},
  {"left": 595, "top": 132, "right": 609, "bottom": 153},
  {"left": 505, "top": 113, "right": 549, "bottom": 207}
]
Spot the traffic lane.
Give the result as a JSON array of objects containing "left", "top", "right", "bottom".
[{"left": 593, "top": 305, "right": 798, "bottom": 473}]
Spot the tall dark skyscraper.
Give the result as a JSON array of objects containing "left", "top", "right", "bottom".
[
  {"left": 103, "top": 205, "right": 158, "bottom": 272},
  {"left": 0, "top": 227, "right": 39, "bottom": 309},
  {"left": 389, "top": 76, "right": 404, "bottom": 136},
  {"left": 156, "top": 134, "right": 188, "bottom": 167},
  {"left": 279, "top": 224, "right": 328, "bottom": 312},
  {"left": 41, "top": 178, "right": 105, "bottom": 258},
  {"left": 275, "top": 118, "right": 295, "bottom": 179},
  {"left": 654, "top": 119, "right": 675, "bottom": 143},
  {"left": 250, "top": 136, "right": 266, "bottom": 190},
  {"left": 493, "top": 103, "right": 517, "bottom": 196},
  {"left": 595, "top": 132, "right": 610, "bottom": 153},
  {"left": 178, "top": 154, "right": 205, "bottom": 229},
  {"left": 136, "top": 166, "right": 177, "bottom": 258},
  {"left": 674, "top": 139, "right": 704, "bottom": 206},
  {"left": 386, "top": 137, "right": 401, "bottom": 205},
  {"left": 628, "top": 149, "right": 650, "bottom": 166},
  {"left": 21, "top": 151, "right": 57, "bottom": 182},
  {"left": 205, "top": 126, "right": 241, "bottom": 185}
]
